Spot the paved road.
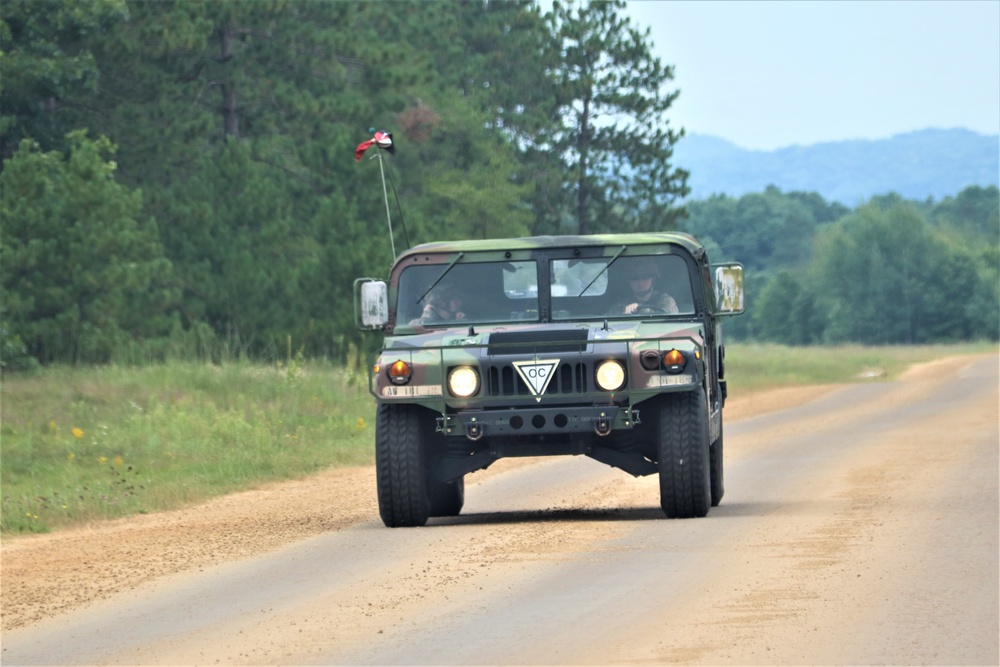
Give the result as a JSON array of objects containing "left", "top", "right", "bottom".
[{"left": 3, "top": 354, "right": 997, "bottom": 665}]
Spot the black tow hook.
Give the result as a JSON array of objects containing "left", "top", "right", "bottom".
[
  {"left": 466, "top": 418, "right": 485, "bottom": 441},
  {"left": 594, "top": 412, "right": 611, "bottom": 436}
]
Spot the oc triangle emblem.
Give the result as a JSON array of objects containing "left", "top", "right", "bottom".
[{"left": 512, "top": 359, "right": 559, "bottom": 403}]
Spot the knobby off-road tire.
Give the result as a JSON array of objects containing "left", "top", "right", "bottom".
[
  {"left": 710, "top": 420, "right": 724, "bottom": 507},
  {"left": 376, "top": 404, "right": 431, "bottom": 527},
  {"left": 428, "top": 476, "right": 465, "bottom": 517},
  {"left": 658, "top": 390, "right": 712, "bottom": 518}
]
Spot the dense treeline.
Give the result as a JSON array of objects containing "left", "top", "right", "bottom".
[
  {"left": 1, "top": 0, "right": 687, "bottom": 366},
  {"left": 686, "top": 185, "right": 999, "bottom": 344},
  {"left": 0, "top": 1, "right": 995, "bottom": 369}
]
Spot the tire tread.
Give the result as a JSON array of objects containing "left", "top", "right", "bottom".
[
  {"left": 376, "top": 404, "right": 430, "bottom": 527},
  {"left": 658, "top": 391, "right": 711, "bottom": 518}
]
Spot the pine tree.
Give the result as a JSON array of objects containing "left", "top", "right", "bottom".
[
  {"left": 0, "top": 0, "right": 128, "bottom": 161},
  {"left": 542, "top": 0, "right": 689, "bottom": 234},
  {"left": 0, "top": 132, "right": 176, "bottom": 364}
]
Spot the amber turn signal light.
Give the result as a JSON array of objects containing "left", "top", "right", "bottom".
[
  {"left": 388, "top": 360, "right": 411, "bottom": 385},
  {"left": 663, "top": 349, "right": 686, "bottom": 373}
]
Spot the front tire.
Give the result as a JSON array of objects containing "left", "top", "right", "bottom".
[
  {"left": 710, "top": 421, "right": 724, "bottom": 507},
  {"left": 657, "top": 391, "right": 712, "bottom": 518},
  {"left": 376, "top": 404, "right": 431, "bottom": 527}
]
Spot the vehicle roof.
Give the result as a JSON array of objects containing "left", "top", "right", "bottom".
[{"left": 396, "top": 232, "right": 706, "bottom": 262}]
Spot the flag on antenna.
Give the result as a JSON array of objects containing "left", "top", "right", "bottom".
[{"left": 355, "top": 129, "right": 394, "bottom": 161}]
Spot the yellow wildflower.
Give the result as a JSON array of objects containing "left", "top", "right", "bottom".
[
  {"left": 356, "top": 417, "right": 366, "bottom": 430},
  {"left": 113, "top": 456, "right": 123, "bottom": 466},
  {"left": 67, "top": 453, "right": 76, "bottom": 461},
  {"left": 98, "top": 456, "right": 108, "bottom": 464},
  {"left": 71, "top": 427, "right": 84, "bottom": 439}
]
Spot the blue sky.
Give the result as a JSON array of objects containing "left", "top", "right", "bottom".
[{"left": 623, "top": 0, "right": 1000, "bottom": 150}]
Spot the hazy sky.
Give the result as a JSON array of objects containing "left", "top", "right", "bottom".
[{"left": 623, "top": 0, "right": 1000, "bottom": 150}]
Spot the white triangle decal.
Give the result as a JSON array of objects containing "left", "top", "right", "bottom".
[{"left": 512, "top": 359, "right": 560, "bottom": 402}]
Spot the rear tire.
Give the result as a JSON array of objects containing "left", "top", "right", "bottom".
[
  {"left": 657, "top": 391, "right": 712, "bottom": 518},
  {"left": 376, "top": 404, "right": 431, "bottom": 527},
  {"left": 428, "top": 476, "right": 465, "bottom": 517}
]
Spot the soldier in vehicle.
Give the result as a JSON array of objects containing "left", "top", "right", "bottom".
[
  {"left": 611, "top": 258, "right": 679, "bottom": 315},
  {"left": 411, "top": 284, "right": 467, "bottom": 325}
]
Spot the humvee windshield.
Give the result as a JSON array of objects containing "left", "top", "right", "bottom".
[
  {"left": 397, "top": 262, "right": 540, "bottom": 326},
  {"left": 396, "top": 254, "right": 695, "bottom": 327}
]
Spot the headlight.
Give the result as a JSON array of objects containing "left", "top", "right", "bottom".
[
  {"left": 388, "top": 360, "right": 411, "bottom": 385},
  {"left": 448, "top": 366, "right": 480, "bottom": 397},
  {"left": 595, "top": 360, "right": 626, "bottom": 391}
]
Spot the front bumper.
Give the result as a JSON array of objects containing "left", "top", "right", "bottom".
[{"left": 439, "top": 405, "right": 638, "bottom": 440}]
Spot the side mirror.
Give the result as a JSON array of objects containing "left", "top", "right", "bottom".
[
  {"left": 713, "top": 264, "right": 745, "bottom": 315},
  {"left": 354, "top": 278, "right": 389, "bottom": 330}
]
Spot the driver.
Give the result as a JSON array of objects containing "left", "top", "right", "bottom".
[
  {"left": 611, "top": 258, "right": 679, "bottom": 315},
  {"left": 411, "top": 285, "right": 467, "bottom": 325}
]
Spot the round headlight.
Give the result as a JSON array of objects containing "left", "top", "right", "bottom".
[
  {"left": 448, "top": 366, "right": 480, "bottom": 397},
  {"left": 595, "top": 360, "right": 626, "bottom": 391}
]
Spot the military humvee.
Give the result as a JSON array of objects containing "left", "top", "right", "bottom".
[{"left": 355, "top": 233, "right": 744, "bottom": 527}]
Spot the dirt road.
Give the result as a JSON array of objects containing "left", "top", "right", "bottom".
[{"left": 2, "top": 354, "right": 997, "bottom": 665}]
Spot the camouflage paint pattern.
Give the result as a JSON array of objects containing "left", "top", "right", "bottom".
[{"left": 367, "top": 233, "right": 729, "bottom": 441}]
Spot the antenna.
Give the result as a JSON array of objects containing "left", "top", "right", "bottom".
[
  {"left": 373, "top": 150, "right": 396, "bottom": 259},
  {"left": 356, "top": 128, "right": 409, "bottom": 260}
]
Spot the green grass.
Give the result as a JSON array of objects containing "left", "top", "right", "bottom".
[
  {"left": 725, "top": 342, "right": 996, "bottom": 393},
  {"left": 1, "top": 343, "right": 995, "bottom": 534},
  {"left": 1, "top": 359, "right": 374, "bottom": 534}
]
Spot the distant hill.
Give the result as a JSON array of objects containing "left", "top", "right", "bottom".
[{"left": 673, "top": 128, "right": 1000, "bottom": 205}]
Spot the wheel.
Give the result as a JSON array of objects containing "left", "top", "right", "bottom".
[
  {"left": 634, "top": 305, "right": 669, "bottom": 315},
  {"left": 375, "top": 404, "right": 431, "bottom": 527},
  {"left": 428, "top": 475, "right": 465, "bottom": 517},
  {"left": 710, "top": 421, "right": 724, "bottom": 507},
  {"left": 657, "top": 391, "right": 712, "bottom": 518}
]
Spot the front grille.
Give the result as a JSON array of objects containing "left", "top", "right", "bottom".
[
  {"left": 484, "top": 330, "right": 595, "bottom": 398},
  {"left": 487, "top": 361, "right": 589, "bottom": 397}
]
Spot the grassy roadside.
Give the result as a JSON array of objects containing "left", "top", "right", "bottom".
[
  {"left": 1, "top": 343, "right": 994, "bottom": 535},
  {"left": 724, "top": 342, "right": 996, "bottom": 393},
  {"left": 1, "top": 359, "right": 374, "bottom": 534}
]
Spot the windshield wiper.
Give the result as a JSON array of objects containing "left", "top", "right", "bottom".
[
  {"left": 576, "top": 245, "right": 626, "bottom": 297},
  {"left": 417, "top": 252, "right": 465, "bottom": 304}
]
